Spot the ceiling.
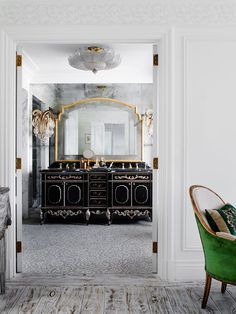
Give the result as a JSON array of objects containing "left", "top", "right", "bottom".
[{"left": 21, "top": 43, "right": 153, "bottom": 84}]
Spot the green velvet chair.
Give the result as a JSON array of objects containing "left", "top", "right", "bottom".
[{"left": 189, "top": 185, "right": 236, "bottom": 309}]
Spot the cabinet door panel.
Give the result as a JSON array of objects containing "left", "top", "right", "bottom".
[
  {"left": 132, "top": 182, "right": 152, "bottom": 206},
  {"left": 89, "top": 198, "right": 107, "bottom": 206},
  {"left": 45, "top": 182, "right": 64, "bottom": 206},
  {"left": 112, "top": 182, "right": 131, "bottom": 206},
  {"left": 65, "top": 182, "right": 83, "bottom": 206}
]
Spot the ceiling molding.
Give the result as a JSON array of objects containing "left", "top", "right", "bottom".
[{"left": 1, "top": 0, "right": 236, "bottom": 26}]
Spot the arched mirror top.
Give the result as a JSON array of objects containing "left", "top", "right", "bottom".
[{"left": 57, "top": 97, "right": 142, "bottom": 122}]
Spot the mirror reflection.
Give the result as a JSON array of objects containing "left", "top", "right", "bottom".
[{"left": 56, "top": 98, "right": 143, "bottom": 161}]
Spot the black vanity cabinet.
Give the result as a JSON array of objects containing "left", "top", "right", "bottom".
[
  {"left": 41, "top": 168, "right": 152, "bottom": 224},
  {"left": 41, "top": 172, "right": 88, "bottom": 223},
  {"left": 108, "top": 171, "right": 152, "bottom": 221}
]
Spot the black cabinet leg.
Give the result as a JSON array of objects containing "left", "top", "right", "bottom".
[{"left": 40, "top": 210, "right": 44, "bottom": 225}]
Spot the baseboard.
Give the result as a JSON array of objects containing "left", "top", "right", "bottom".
[{"left": 167, "top": 260, "right": 205, "bottom": 281}]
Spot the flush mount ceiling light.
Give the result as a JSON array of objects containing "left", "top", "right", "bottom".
[{"left": 68, "top": 44, "right": 121, "bottom": 74}]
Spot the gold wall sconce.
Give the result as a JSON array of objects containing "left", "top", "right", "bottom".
[
  {"left": 143, "top": 109, "right": 153, "bottom": 137},
  {"left": 32, "top": 109, "right": 55, "bottom": 144}
]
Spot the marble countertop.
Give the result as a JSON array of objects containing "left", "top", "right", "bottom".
[{"left": 40, "top": 168, "right": 152, "bottom": 173}]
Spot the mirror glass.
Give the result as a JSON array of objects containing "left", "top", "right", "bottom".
[{"left": 56, "top": 99, "right": 143, "bottom": 161}]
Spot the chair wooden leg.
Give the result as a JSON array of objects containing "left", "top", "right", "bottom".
[
  {"left": 202, "top": 273, "right": 212, "bottom": 309},
  {"left": 221, "top": 282, "right": 227, "bottom": 294}
]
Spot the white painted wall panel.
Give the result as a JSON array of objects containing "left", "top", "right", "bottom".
[{"left": 184, "top": 40, "right": 236, "bottom": 250}]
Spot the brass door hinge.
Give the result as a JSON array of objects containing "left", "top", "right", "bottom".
[
  {"left": 16, "top": 54, "right": 22, "bottom": 67},
  {"left": 16, "top": 241, "right": 22, "bottom": 253},
  {"left": 153, "top": 241, "right": 158, "bottom": 254},
  {"left": 153, "top": 157, "right": 158, "bottom": 170},
  {"left": 16, "top": 157, "right": 22, "bottom": 170},
  {"left": 153, "top": 54, "right": 158, "bottom": 66}
]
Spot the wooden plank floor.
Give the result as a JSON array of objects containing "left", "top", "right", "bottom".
[{"left": 1, "top": 275, "right": 236, "bottom": 313}]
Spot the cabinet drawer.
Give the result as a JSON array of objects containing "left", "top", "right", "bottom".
[
  {"left": 90, "top": 190, "right": 107, "bottom": 197},
  {"left": 89, "top": 198, "right": 107, "bottom": 206},
  {"left": 90, "top": 182, "right": 106, "bottom": 189},
  {"left": 89, "top": 174, "right": 107, "bottom": 181},
  {"left": 45, "top": 174, "right": 84, "bottom": 181},
  {"left": 112, "top": 173, "right": 151, "bottom": 181}
]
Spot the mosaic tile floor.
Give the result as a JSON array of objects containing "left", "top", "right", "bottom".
[{"left": 22, "top": 220, "right": 152, "bottom": 275}]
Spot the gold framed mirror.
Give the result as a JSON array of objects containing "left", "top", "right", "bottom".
[{"left": 54, "top": 97, "right": 144, "bottom": 162}]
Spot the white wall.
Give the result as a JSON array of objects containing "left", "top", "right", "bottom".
[{"left": 170, "top": 29, "right": 236, "bottom": 280}]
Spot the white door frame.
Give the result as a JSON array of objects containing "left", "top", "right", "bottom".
[
  {"left": 0, "top": 25, "right": 174, "bottom": 280},
  {"left": 16, "top": 47, "right": 23, "bottom": 273}
]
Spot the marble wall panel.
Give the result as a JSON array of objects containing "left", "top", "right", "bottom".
[{"left": 22, "top": 89, "right": 29, "bottom": 218}]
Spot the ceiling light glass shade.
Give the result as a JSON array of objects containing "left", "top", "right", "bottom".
[
  {"left": 84, "top": 84, "right": 114, "bottom": 98},
  {"left": 68, "top": 45, "right": 121, "bottom": 74},
  {"left": 32, "top": 109, "right": 55, "bottom": 144}
]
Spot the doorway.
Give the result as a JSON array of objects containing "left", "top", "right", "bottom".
[
  {"left": 0, "top": 27, "right": 168, "bottom": 280},
  {"left": 17, "top": 45, "right": 159, "bottom": 276}
]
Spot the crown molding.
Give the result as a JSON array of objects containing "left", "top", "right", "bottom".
[{"left": 0, "top": 0, "right": 236, "bottom": 26}]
